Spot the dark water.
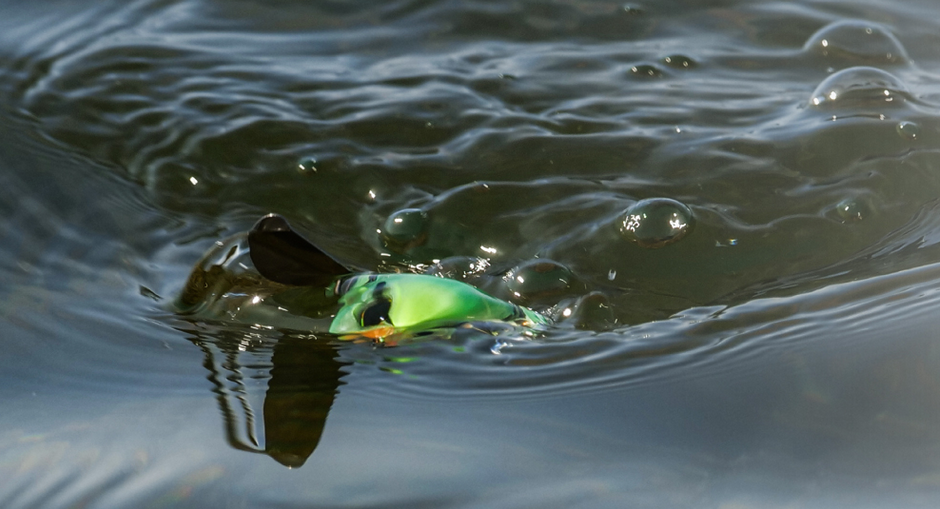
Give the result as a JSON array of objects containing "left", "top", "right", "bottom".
[{"left": 4, "top": 0, "right": 940, "bottom": 507}]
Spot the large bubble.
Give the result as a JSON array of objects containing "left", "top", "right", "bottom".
[
  {"left": 380, "top": 208, "right": 429, "bottom": 252},
  {"left": 618, "top": 198, "right": 695, "bottom": 248},
  {"left": 504, "top": 259, "right": 573, "bottom": 303},
  {"left": 804, "top": 20, "right": 908, "bottom": 65},
  {"left": 556, "top": 291, "right": 614, "bottom": 330},
  {"left": 808, "top": 66, "right": 909, "bottom": 110}
]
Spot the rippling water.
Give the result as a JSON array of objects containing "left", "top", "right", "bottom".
[{"left": 4, "top": 0, "right": 940, "bottom": 507}]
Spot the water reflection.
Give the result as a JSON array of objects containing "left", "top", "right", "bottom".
[
  {"left": 189, "top": 328, "right": 346, "bottom": 468},
  {"left": 175, "top": 229, "right": 348, "bottom": 468},
  {"left": 8, "top": 0, "right": 940, "bottom": 504}
]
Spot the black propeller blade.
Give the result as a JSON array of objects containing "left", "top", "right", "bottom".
[{"left": 247, "top": 214, "right": 350, "bottom": 287}]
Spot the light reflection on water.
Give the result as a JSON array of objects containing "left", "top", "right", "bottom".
[{"left": 3, "top": 0, "right": 940, "bottom": 507}]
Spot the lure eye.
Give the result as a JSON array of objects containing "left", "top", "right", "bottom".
[
  {"left": 359, "top": 297, "right": 392, "bottom": 327},
  {"left": 359, "top": 281, "right": 392, "bottom": 328}
]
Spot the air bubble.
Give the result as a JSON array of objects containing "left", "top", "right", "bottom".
[
  {"left": 505, "top": 259, "right": 573, "bottom": 302},
  {"left": 630, "top": 64, "right": 663, "bottom": 78},
  {"left": 833, "top": 198, "right": 870, "bottom": 223},
  {"left": 808, "top": 66, "right": 909, "bottom": 109},
  {"left": 804, "top": 20, "right": 908, "bottom": 65},
  {"left": 896, "top": 121, "right": 920, "bottom": 140},
  {"left": 381, "top": 208, "right": 429, "bottom": 252},
  {"left": 622, "top": 4, "right": 644, "bottom": 15},
  {"left": 297, "top": 157, "right": 317, "bottom": 174},
  {"left": 562, "top": 292, "right": 615, "bottom": 330},
  {"left": 619, "top": 198, "right": 695, "bottom": 248},
  {"left": 662, "top": 55, "right": 696, "bottom": 69}
]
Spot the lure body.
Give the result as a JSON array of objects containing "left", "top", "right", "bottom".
[
  {"left": 330, "top": 273, "right": 549, "bottom": 337},
  {"left": 247, "top": 213, "right": 550, "bottom": 340}
]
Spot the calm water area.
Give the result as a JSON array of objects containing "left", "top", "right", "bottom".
[{"left": 4, "top": 0, "right": 940, "bottom": 507}]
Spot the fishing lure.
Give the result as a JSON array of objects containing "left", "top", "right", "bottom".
[{"left": 247, "top": 214, "right": 550, "bottom": 340}]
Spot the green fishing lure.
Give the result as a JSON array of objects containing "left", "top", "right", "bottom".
[
  {"left": 247, "top": 214, "right": 550, "bottom": 340},
  {"left": 329, "top": 273, "right": 548, "bottom": 338}
]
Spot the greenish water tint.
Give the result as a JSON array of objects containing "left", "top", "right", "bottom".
[{"left": 4, "top": 0, "right": 940, "bottom": 507}]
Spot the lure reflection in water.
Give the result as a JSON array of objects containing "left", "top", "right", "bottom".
[
  {"left": 188, "top": 329, "right": 347, "bottom": 468},
  {"left": 177, "top": 232, "right": 347, "bottom": 468},
  {"left": 176, "top": 214, "right": 555, "bottom": 466}
]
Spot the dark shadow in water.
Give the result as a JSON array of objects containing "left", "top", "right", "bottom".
[
  {"left": 175, "top": 228, "right": 351, "bottom": 468},
  {"left": 191, "top": 331, "right": 347, "bottom": 468}
]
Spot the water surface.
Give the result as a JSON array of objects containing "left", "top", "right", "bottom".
[{"left": 3, "top": 0, "right": 940, "bottom": 507}]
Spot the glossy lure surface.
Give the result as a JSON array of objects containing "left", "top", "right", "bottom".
[
  {"left": 330, "top": 273, "right": 549, "bottom": 338},
  {"left": 247, "top": 214, "right": 550, "bottom": 340}
]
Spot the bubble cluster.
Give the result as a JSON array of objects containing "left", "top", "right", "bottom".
[
  {"left": 808, "top": 66, "right": 908, "bottom": 109},
  {"left": 505, "top": 259, "right": 573, "bottom": 302},
  {"left": 381, "top": 208, "right": 429, "bottom": 252},
  {"left": 804, "top": 20, "right": 908, "bottom": 65},
  {"left": 619, "top": 198, "right": 695, "bottom": 248}
]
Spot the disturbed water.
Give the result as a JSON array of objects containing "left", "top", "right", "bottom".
[{"left": 4, "top": 0, "right": 940, "bottom": 507}]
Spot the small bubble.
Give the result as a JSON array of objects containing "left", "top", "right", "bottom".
[
  {"left": 897, "top": 120, "right": 920, "bottom": 140},
  {"left": 715, "top": 238, "right": 738, "bottom": 247},
  {"left": 381, "top": 208, "right": 429, "bottom": 252},
  {"left": 662, "top": 54, "right": 696, "bottom": 69},
  {"left": 808, "top": 66, "right": 908, "bottom": 110},
  {"left": 804, "top": 20, "right": 908, "bottom": 65},
  {"left": 619, "top": 198, "right": 695, "bottom": 248},
  {"left": 297, "top": 157, "right": 317, "bottom": 173},
  {"left": 833, "top": 198, "right": 870, "bottom": 223},
  {"left": 630, "top": 64, "right": 663, "bottom": 78},
  {"left": 505, "top": 259, "right": 573, "bottom": 303},
  {"left": 622, "top": 3, "right": 644, "bottom": 15}
]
